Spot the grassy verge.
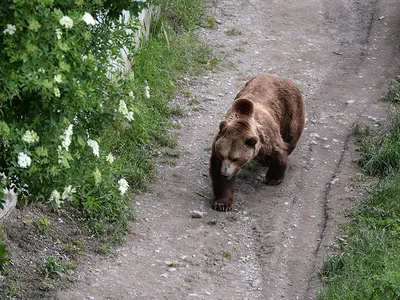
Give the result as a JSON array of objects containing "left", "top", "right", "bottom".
[
  {"left": 78, "top": 0, "right": 215, "bottom": 241},
  {"left": 317, "top": 78, "right": 400, "bottom": 299}
]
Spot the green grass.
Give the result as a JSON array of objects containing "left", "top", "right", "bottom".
[
  {"left": 355, "top": 113, "right": 400, "bottom": 176},
  {"left": 78, "top": 0, "right": 215, "bottom": 241},
  {"left": 318, "top": 78, "right": 400, "bottom": 299},
  {"left": 226, "top": 27, "right": 242, "bottom": 36},
  {"left": 318, "top": 175, "right": 400, "bottom": 300},
  {"left": 0, "top": 242, "right": 10, "bottom": 271},
  {"left": 40, "top": 256, "right": 75, "bottom": 280}
]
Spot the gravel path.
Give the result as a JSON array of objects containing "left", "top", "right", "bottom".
[{"left": 56, "top": 0, "right": 400, "bottom": 299}]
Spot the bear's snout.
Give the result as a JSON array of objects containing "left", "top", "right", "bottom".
[{"left": 221, "top": 159, "right": 237, "bottom": 180}]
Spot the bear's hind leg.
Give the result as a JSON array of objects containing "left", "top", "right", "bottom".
[{"left": 265, "top": 152, "right": 288, "bottom": 185}]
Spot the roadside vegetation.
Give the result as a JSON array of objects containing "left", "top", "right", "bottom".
[
  {"left": 317, "top": 76, "right": 400, "bottom": 299},
  {"left": 0, "top": 0, "right": 215, "bottom": 298}
]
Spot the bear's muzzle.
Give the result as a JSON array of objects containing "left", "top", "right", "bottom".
[{"left": 221, "top": 159, "right": 237, "bottom": 180}]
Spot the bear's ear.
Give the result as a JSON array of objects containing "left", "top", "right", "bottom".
[
  {"left": 219, "top": 120, "right": 228, "bottom": 132},
  {"left": 232, "top": 98, "right": 254, "bottom": 117},
  {"left": 245, "top": 136, "right": 258, "bottom": 147}
]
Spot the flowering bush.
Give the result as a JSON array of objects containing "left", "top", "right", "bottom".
[{"left": 0, "top": 1, "right": 147, "bottom": 230}]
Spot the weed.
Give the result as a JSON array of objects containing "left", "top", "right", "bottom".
[
  {"left": 222, "top": 251, "right": 232, "bottom": 259},
  {"left": 0, "top": 242, "right": 10, "bottom": 271},
  {"left": 169, "top": 105, "right": 186, "bottom": 117},
  {"left": 234, "top": 47, "right": 245, "bottom": 52},
  {"left": 206, "top": 16, "right": 217, "bottom": 29},
  {"left": 37, "top": 216, "right": 50, "bottom": 232},
  {"left": 157, "top": 133, "right": 179, "bottom": 148},
  {"left": 167, "top": 262, "right": 181, "bottom": 268},
  {"left": 64, "top": 239, "right": 87, "bottom": 257},
  {"left": 163, "top": 150, "right": 180, "bottom": 158},
  {"left": 2, "top": 281, "right": 23, "bottom": 298},
  {"left": 184, "top": 90, "right": 192, "bottom": 98},
  {"left": 189, "top": 97, "right": 201, "bottom": 105},
  {"left": 41, "top": 256, "right": 74, "bottom": 279},
  {"left": 226, "top": 27, "right": 242, "bottom": 36},
  {"left": 38, "top": 283, "right": 55, "bottom": 291}
]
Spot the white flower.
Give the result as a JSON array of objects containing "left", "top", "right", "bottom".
[
  {"left": 38, "top": 68, "right": 45, "bottom": 73},
  {"left": 118, "top": 178, "right": 129, "bottom": 195},
  {"left": 49, "top": 190, "right": 62, "bottom": 209},
  {"left": 118, "top": 100, "right": 129, "bottom": 115},
  {"left": 118, "top": 100, "right": 134, "bottom": 121},
  {"left": 125, "top": 111, "right": 134, "bottom": 121},
  {"left": 18, "top": 152, "right": 32, "bottom": 168},
  {"left": 55, "top": 28, "right": 62, "bottom": 39},
  {"left": 106, "top": 153, "right": 115, "bottom": 164},
  {"left": 62, "top": 185, "right": 76, "bottom": 201},
  {"left": 87, "top": 139, "right": 99, "bottom": 157},
  {"left": 93, "top": 168, "right": 102, "bottom": 186},
  {"left": 145, "top": 86, "right": 150, "bottom": 99},
  {"left": 59, "top": 16, "right": 73, "bottom": 29},
  {"left": 82, "top": 12, "right": 97, "bottom": 25},
  {"left": 60, "top": 124, "right": 73, "bottom": 151},
  {"left": 3, "top": 24, "right": 16, "bottom": 35},
  {"left": 54, "top": 87, "right": 61, "bottom": 97},
  {"left": 54, "top": 74, "right": 62, "bottom": 83},
  {"left": 22, "top": 130, "right": 39, "bottom": 144},
  {"left": 81, "top": 55, "right": 88, "bottom": 61},
  {"left": 128, "top": 91, "right": 135, "bottom": 99}
]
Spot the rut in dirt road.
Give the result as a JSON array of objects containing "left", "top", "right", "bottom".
[{"left": 56, "top": 0, "right": 400, "bottom": 299}]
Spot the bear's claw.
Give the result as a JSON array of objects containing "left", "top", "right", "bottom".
[
  {"left": 212, "top": 199, "right": 233, "bottom": 211},
  {"left": 265, "top": 177, "right": 283, "bottom": 185}
]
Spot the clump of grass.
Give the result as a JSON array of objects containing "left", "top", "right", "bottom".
[
  {"left": 41, "top": 256, "right": 75, "bottom": 280},
  {"left": 381, "top": 76, "right": 400, "bottom": 103},
  {"left": 355, "top": 114, "right": 400, "bottom": 176},
  {"left": 206, "top": 16, "right": 217, "bottom": 29},
  {"left": 226, "top": 27, "right": 242, "bottom": 36}
]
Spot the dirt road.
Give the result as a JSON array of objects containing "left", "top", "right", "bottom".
[{"left": 57, "top": 0, "right": 400, "bottom": 299}]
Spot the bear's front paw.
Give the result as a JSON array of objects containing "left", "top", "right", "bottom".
[{"left": 212, "top": 198, "right": 233, "bottom": 212}]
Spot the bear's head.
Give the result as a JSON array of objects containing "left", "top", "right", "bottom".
[{"left": 214, "top": 98, "right": 260, "bottom": 180}]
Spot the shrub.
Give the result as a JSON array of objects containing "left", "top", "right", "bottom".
[{"left": 0, "top": 1, "right": 146, "bottom": 232}]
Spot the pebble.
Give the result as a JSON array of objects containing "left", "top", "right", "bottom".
[
  {"left": 346, "top": 100, "right": 355, "bottom": 104},
  {"left": 160, "top": 273, "right": 168, "bottom": 278},
  {"left": 251, "top": 279, "right": 261, "bottom": 287},
  {"left": 310, "top": 133, "right": 320, "bottom": 138},
  {"left": 215, "top": 19, "right": 223, "bottom": 24},
  {"left": 191, "top": 210, "right": 207, "bottom": 218},
  {"left": 87, "top": 297, "right": 94, "bottom": 300},
  {"left": 168, "top": 267, "right": 177, "bottom": 272}
]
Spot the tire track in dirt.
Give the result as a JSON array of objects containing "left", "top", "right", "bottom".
[{"left": 56, "top": 0, "right": 400, "bottom": 299}]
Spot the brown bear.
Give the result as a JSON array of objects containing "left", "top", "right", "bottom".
[{"left": 209, "top": 74, "right": 305, "bottom": 211}]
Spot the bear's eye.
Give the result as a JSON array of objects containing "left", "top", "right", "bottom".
[{"left": 231, "top": 158, "right": 239, "bottom": 163}]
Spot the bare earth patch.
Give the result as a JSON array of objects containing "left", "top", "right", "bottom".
[{"left": 2, "top": 0, "right": 400, "bottom": 299}]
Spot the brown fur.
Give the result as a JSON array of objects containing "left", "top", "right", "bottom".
[{"left": 210, "top": 74, "right": 305, "bottom": 211}]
